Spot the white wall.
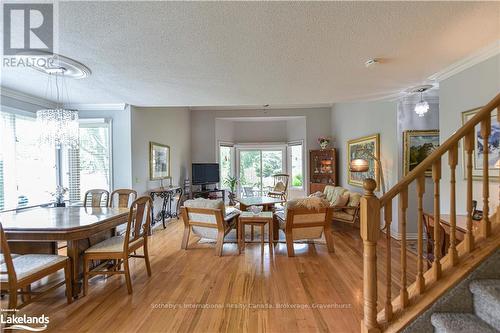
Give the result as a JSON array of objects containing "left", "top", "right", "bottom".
[
  {"left": 331, "top": 100, "right": 401, "bottom": 235},
  {"left": 78, "top": 107, "right": 133, "bottom": 189},
  {"left": 233, "top": 120, "right": 287, "bottom": 143},
  {"left": 439, "top": 55, "right": 500, "bottom": 215},
  {"left": 131, "top": 107, "right": 191, "bottom": 195}
]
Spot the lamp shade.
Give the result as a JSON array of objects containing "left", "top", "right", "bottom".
[{"left": 350, "top": 159, "right": 369, "bottom": 172}]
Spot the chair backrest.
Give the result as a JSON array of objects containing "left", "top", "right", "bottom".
[
  {"left": 0, "top": 223, "right": 17, "bottom": 284},
  {"left": 285, "top": 206, "right": 333, "bottom": 240},
  {"left": 84, "top": 189, "right": 110, "bottom": 208},
  {"left": 109, "top": 189, "right": 138, "bottom": 208},
  {"left": 123, "top": 196, "right": 152, "bottom": 251},
  {"left": 181, "top": 207, "right": 224, "bottom": 230},
  {"left": 273, "top": 173, "right": 290, "bottom": 192}
]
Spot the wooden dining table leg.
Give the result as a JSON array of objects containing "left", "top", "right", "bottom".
[{"left": 67, "top": 239, "right": 81, "bottom": 298}]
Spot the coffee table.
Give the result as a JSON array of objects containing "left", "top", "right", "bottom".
[
  {"left": 238, "top": 211, "right": 274, "bottom": 254},
  {"left": 237, "top": 196, "right": 286, "bottom": 212}
]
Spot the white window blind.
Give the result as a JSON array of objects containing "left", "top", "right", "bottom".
[
  {"left": 0, "top": 110, "right": 57, "bottom": 211},
  {"left": 63, "top": 119, "right": 112, "bottom": 203}
]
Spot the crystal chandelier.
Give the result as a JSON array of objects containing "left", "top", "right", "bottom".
[
  {"left": 414, "top": 92, "right": 429, "bottom": 117},
  {"left": 37, "top": 69, "right": 79, "bottom": 149}
]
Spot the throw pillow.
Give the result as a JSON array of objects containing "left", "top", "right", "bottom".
[
  {"left": 332, "top": 193, "right": 349, "bottom": 211},
  {"left": 274, "top": 181, "right": 286, "bottom": 192},
  {"left": 308, "top": 191, "right": 327, "bottom": 199}
]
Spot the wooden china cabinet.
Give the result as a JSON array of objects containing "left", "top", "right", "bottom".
[{"left": 309, "top": 149, "right": 338, "bottom": 194}]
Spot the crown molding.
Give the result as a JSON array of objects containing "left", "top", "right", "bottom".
[
  {"left": 428, "top": 40, "right": 500, "bottom": 82},
  {"left": 64, "top": 103, "right": 127, "bottom": 111},
  {"left": 0, "top": 86, "right": 56, "bottom": 108}
]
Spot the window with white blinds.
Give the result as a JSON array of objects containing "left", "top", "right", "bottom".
[
  {"left": 63, "top": 119, "right": 112, "bottom": 203},
  {"left": 0, "top": 110, "right": 57, "bottom": 210}
]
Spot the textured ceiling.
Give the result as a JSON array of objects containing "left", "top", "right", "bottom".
[{"left": 1, "top": 1, "right": 499, "bottom": 107}]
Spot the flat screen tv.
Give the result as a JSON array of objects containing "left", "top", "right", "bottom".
[{"left": 192, "top": 163, "right": 220, "bottom": 185}]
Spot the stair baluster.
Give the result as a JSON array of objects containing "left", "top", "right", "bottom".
[
  {"left": 481, "top": 117, "right": 491, "bottom": 237},
  {"left": 464, "top": 131, "right": 475, "bottom": 252},
  {"left": 432, "top": 160, "right": 442, "bottom": 280},
  {"left": 448, "top": 143, "right": 459, "bottom": 266},
  {"left": 416, "top": 175, "right": 425, "bottom": 293},
  {"left": 399, "top": 187, "right": 409, "bottom": 308},
  {"left": 384, "top": 201, "right": 393, "bottom": 321}
]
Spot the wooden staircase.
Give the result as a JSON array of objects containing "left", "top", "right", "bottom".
[{"left": 359, "top": 93, "right": 500, "bottom": 333}]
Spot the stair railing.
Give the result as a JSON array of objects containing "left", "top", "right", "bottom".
[{"left": 360, "top": 93, "right": 500, "bottom": 333}]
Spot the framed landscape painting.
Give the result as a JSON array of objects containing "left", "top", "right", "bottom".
[
  {"left": 149, "top": 142, "right": 171, "bottom": 180},
  {"left": 403, "top": 130, "right": 440, "bottom": 177},
  {"left": 462, "top": 107, "right": 499, "bottom": 181},
  {"left": 347, "top": 134, "right": 380, "bottom": 189}
]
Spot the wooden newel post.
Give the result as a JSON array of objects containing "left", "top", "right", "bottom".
[{"left": 360, "top": 178, "right": 381, "bottom": 333}]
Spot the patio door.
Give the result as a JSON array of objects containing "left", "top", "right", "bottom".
[{"left": 236, "top": 146, "right": 286, "bottom": 198}]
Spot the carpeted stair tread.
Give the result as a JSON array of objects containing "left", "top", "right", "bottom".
[
  {"left": 469, "top": 279, "right": 500, "bottom": 330},
  {"left": 430, "top": 313, "right": 497, "bottom": 333}
]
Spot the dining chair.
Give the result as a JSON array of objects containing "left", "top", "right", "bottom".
[
  {"left": 83, "top": 196, "right": 153, "bottom": 295},
  {"left": 267, "top": 173, "right": 290, "bottom": 201},
  {"left": 274, "top": 199, "right": 334, "bottom": 257},
  {"left": 422, "top": 212, "right": 446, "bottom": 267},
  {"left": 109, "top": 189, "right": 137, "bottom": 208},
  {"left": 0, "top": 224, "right": 72, "bottom": 309},
  {"left": 84, "top": 189, "right": 110, "bottom": 208}
]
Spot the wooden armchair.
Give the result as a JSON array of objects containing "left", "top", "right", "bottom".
[
  {"left": 267, "top": 173, "right": 289, "bottom": 201},
  {"left": 181, "top": 199, "right": 239, "bottom": 256},
  {"left": 275, "top": 202, "right": 335, "bottom": 257},
  {"left": 84, "top": 189, "right": 110, "bottom": 207},
  {"left": 83, "top": 196, "right": 153, "bottom": 295},
  {"left": 0, "top": 224, "right": 72, "bottom": 309}
]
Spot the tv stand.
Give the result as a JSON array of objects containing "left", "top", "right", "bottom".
[{"left": 192, "top": 188, "right": 225, "bottom": 201}]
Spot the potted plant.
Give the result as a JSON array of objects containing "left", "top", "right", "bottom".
[
  {"left": 318, "top": 136, "right": 331, "bottom": 150},
  {"left": 224, "top": 176, "right": 238, "bottom": 206},
  {"left": 51, "top": 186, "right": 68, "bottom": 207}
]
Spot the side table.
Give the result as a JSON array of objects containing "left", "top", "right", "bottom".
[{"left": 238, "top": 211, "right": 274, "bottom": 254}]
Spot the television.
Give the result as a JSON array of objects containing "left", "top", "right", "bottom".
[{"left": 192, "top": 163, "right": 220, "bottom": 186}]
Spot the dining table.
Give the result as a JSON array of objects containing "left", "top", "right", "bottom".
[{"left": 0, "top": 206, "right": 129, "bottom": 297}]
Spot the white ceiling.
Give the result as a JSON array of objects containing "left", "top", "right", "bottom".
[{"left": 1, "top": 1, "right": 499, "bottom": 107}]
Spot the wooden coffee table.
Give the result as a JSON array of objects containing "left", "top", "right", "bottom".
[
  {"left": 237, "top": 196, "right": 286, "bottom": 212},
  {"left": 238, "top": 211, "right": 274, "bottom": 254}
]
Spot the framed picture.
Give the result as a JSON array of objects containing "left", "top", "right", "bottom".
[
  {"left": 403, "top": 130, "right": 440, "bottom": 177},
  {"left": 347, "top": 134, "right": 380, "bottom": 189},
  {"left": 462, "top": 107, "right": 499, "bottom": 181},
  {"left": 149, "top": 142, "right": 171, "bottom": 180}
]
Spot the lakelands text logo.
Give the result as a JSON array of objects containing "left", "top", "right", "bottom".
[
  {"left": 3, "top": 3, "right": 53, "bottom": 55},
  {"left": 1, "top": 311, "right": 49, "bottom": 331}
]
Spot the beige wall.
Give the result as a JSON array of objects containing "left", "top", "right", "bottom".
[
  {"left": 131, "top": 106, "right": 191, "bottom": 195},
  {"left": 439, "top": 54, "right": 500, "bottom": 215}
]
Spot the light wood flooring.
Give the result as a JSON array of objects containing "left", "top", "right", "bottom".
[{"left": 3, "top": 220, "right": 417, "bottom": 333}]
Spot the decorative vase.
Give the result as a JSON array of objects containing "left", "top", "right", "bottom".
[
  {"left": 228, "top": 192, "right": 236, "bottom": 206},
  {"left": 320, "top": 141, "right": 329, "bottom": 150}
]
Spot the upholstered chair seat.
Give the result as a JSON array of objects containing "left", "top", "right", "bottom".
[
  {"left": 0, "top": 254, "right": 68, "bottom": 282},
  {"left": 85, "top": 236, "right": 143, "bottom": 253}
]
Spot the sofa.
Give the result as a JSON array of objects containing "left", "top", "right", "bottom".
[{"left": 313, "top": 185, "right": 361, "bottom": 225}]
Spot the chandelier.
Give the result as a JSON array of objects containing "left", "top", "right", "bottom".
[
  {"left": 414, "top": 92, "right": 429, "bottom": 117},
  {"left": 37, "top": 67, "right": 79, "bottom": 149}
]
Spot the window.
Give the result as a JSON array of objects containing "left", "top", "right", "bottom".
[
  {"left": 0, "top": 110, "right": 57, "bottom": 210},
  {"left": 236, "top": 146, "right": 286, "bottom": 197},
  {"left": 289, "top": 142, "right": 304, "bottom": 189},
  {"left": 218, "top": 143, "right": 234, "bottom": 189},
  {"left": 63, "top": 119, "right": 112, "bottom": 203}
]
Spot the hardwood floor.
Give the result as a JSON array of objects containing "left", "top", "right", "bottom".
[{"left": 3, "top": 220, "right": 416, "bottom": 333}]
